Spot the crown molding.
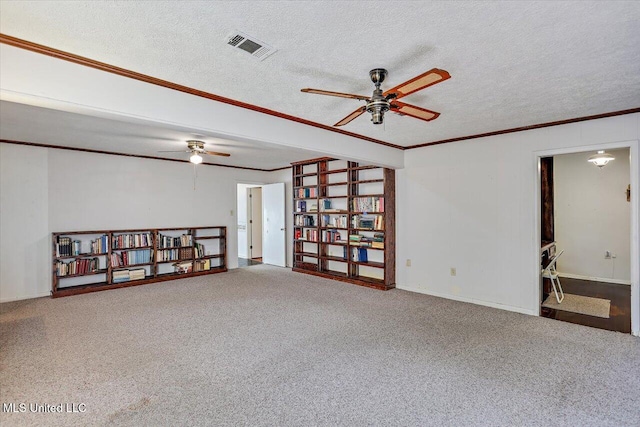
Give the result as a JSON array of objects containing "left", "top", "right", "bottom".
[
  {"left": 0, "top": 33, "right": 403, "bottom": 151},
  {"left": 406, "top": 108, "right": 640, "bottom": 150},
  {"left": 3, "top": 34, "right": 638, "bottom": 154},
  {"left": 0, "top": 139, "right": 291, "bottom": 172}
]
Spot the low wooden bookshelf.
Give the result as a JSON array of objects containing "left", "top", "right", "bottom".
[
  {"left": 291, "top": 158, "right": 395, "bottom": 290},
  {"left": 52, "top": 226, "right": 227, "bottom": 298}
]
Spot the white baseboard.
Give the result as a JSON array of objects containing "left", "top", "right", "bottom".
[
  {"left": 557, "top": 272, "right": 631, "bottom": 286},
  {"left": 0, "top": 291, "right": 50, "bottom": 303},
  {"left": 395, "top": 284, "right": 538, "bottom": 316}
]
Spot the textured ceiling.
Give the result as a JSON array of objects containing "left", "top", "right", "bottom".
[{"left": 1, "top": 1, "right": 639, "bottom": 148}]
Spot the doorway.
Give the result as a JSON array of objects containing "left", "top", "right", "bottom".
[
  {"left": 538, "top": 148, "right": 633, "bottom": 333},
  {"left": 236, "top": 182, "right": 286, "bottom": 268}
]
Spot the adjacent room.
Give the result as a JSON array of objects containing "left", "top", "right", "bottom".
[
  {"left": 540, "top": 148, "right": 632, "bottom": 332},
  {"left": 1, "top": 1, "right": 639, "bottom": 426}
]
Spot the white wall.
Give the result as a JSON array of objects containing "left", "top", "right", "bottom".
[
  {"left": 554, "top": 148, "right": 631, "bottom": 282},
  {"left": 0, "top": 144, "right": 49, "bottom": 302},
  {"left": 0, "top": 143, "right": 270, "bottom": 302},
  {"left": 397, "top": 113, "right": 639, "bottom": 320}
]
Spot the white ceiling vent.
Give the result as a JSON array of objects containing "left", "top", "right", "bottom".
[{"left": 226, "top": 31, "right": 277, "bottom": 61}]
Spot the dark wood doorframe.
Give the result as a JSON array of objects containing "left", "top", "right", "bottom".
[{"left": 540, "top": 157, "right": 554, "bottom": 244}]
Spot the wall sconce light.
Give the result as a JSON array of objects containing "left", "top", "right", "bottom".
[{"left": 587, "top": 150, "right": 614, "bottom": 168}]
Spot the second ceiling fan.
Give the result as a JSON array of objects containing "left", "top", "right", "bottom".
[
  {"left": 158, "top": 140, "right": 230, "bottom": 164},
  {"left": 301, "top": 68, "right": 450, "bottom": 127}
]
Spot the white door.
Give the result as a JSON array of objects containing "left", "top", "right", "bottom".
[{"left": 262, "top": 183, "right": 286, "bottom": 267}]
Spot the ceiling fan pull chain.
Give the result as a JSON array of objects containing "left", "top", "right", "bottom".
[{"left": 193, "top": 163, "right": 197, "bottom": 191}]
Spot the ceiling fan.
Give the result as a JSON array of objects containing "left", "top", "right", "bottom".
[
  {"left": 159, "top": 140, "right": 231, "bottom": 164},
  {"left": 301, "top": 68, "right": 450, "bottom": 126}
]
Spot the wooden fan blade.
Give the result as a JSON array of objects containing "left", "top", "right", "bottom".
[
  {"left": 334, "top": 107, "right": 366, "bottom": 127},
  {"left": 204, "top": 151, "right": 231, "bottom": 157},
  {"left": 301, "top": 88, "right": 370, "bottom": 101},
  {"left": 390, "top": 101, "right": 440, "bottom": 122},
  {"left": 157, "top": 150, "right": 190, "bottom": 153},
  {"left": 383, "top": 68, "right": 450, "bottom": 99}
]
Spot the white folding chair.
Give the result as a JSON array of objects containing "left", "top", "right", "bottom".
[{"left": 542, "top": 250, "right": 564, "bottom": 303}]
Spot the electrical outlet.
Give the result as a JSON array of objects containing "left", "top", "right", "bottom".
[
  {"left": 450, "top": 267, "right": 456, "bottom": 276},
  {"left": 605, "top": 250, "right": 611, "bottom": 259},
  {"left": 406, "top": 259, "right": 411, "bottom": 267}
]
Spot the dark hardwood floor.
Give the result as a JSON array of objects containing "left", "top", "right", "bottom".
[
  {"left": 238, "top": 257, "right": 262, "bottom": 267},
  {"left": 541, "top": 277, "right": 631, "bottom": 333}
]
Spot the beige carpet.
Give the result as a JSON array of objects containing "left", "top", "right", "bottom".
[
  {"left": 2, "top": 265, "right": 639, "bottom": 426},
  {"left": 542, "top": 293, "right": 611, "bottom": 318}
]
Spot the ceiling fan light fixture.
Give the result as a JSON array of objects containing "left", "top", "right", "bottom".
[
  {"left": 190, "top": 153, "right": 203, "bottom": 164},
  {"left": 588, "top": 150, "right": 614, "bottom": 168}
]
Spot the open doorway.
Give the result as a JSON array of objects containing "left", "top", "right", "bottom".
[
  {"left": 539, "top": 148, "right": 632, "bottom": 332},
  {"left": 236, "top": 182, "right": 287, "bottom": 268},
  {"left": 237, "top": 184, "right": 263, "bottom": 267}
]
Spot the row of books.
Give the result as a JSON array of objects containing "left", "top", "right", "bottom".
[
  {"left": 56, "top": 236, "right": 81, "bottom": 257},
  {"left": 351, "top": 197, "right": 384, "bottom": 213},
  {"left": 157, "top": 247, "right": 193, "bottom": 261},
  {"left": 319, "top": 199, "right": 342, "bottom": 212},
  {"left": 194, "top": 242, "right": 206, "bottom": 258},
  {"left": 55, "top": 235, "right": 109, "bottom": 257},
  {"left": 347, "top": 233, "right": 384, "bottom": 248},
  {"left": 113, "top": 268, "right": 146, "bottom": 283},
  {"left": 295, "top": 215, "right": 316, "bottom": 226},
  {"left": 173, "top": 259, "right": 218, "bottom": 273},
  {"left": 321, "top": 214, "right": 348, "bottom": 228},
  {"left": 109, "top": 249, "right": 153, "bottom": 267},
  {"left": 92, "top": 235, "right": 109, "bottom": 254},
  {"left": 352, "top": 247, "right": 369, "bottom": 263},
  {"left": 324, "top": 247, "right": 370, "bottom": 263},
  {"left": 372, "top": 232, "right": 384, "bottom": 249},
  {"left": 157, "top": 233, "right": 192, "bottom": 249},
  {"left": 295, "top": 187, "right": 317, "bottom": 199},
  {"left": 322, "top": 229, "right": 342, "bottom": 243},
  {"left": 295, "top": 201, "right": 319, "bottom": 212},
  {"left": 56, "top": 257, "right": 101, "bottom": 277},
  {"left": 295, "top": 229, "right": 319, "bottom": 242},
  {"left": 194, "top": 259, "right": 212, "bottom": 272},
  {"left": 112, "top": 232, "right": 153, "bottom": 249},
  {"left": 352, "top": 215, "right": 383, "bottom": 230}
]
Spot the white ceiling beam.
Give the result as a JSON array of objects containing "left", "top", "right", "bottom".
[{"left": 0, "top": 44, "right": 404, "bottom": 169}]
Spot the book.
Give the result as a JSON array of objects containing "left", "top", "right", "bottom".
[{"left": 358, "top": 247, "right": 368, "bottom": 263}]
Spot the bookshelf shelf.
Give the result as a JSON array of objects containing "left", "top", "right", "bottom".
[
  {"left": 291, "top": 158, "right": 395, "bottom": 290},
  {"left": 113, "top": 262, "right": 154, "bottom": 268},
  {"left": 55, "top": 253, "right": 106, "bottom": 260},
  {"left": 112, "top": 246, "right": 154, "bottom": 251},
  {"left": 323, "top": 255, "right": 348, "bottom": 263},
  {"left": 52, "top": 226, "right": 227, "bottom": 298},
  {"left": 157, "top": 245, "right": 193, "bottom": 250},
  {"left": 57, "top": 269, "right": 108, "bottom": 279},
  {"left": 196, "top": 254, "right": 224, "bottom": 260}
]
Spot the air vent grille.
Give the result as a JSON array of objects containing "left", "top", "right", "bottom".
[
  {"left": 226, "top": 31, "right": 277, "bottom": 61},
  {"left": 227, "top": 35, "right": 245, "bottom": 47}
]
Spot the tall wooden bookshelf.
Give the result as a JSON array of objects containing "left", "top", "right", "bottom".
[
  {"left": 52, "top": 226, "right": 226, "bottom": 298},
  {"left": 291, "top": 158, "right": 395, "bottom": 290}
]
